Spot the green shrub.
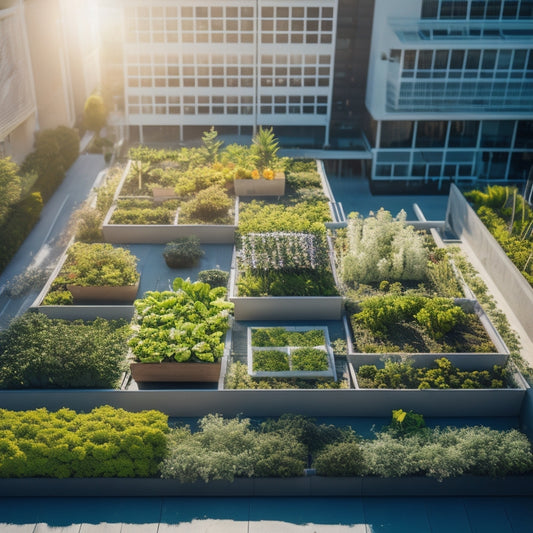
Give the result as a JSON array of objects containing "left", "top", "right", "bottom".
[
  {"left": 129, "top": 278, "right": 233, "bottom": 363},
  {"left": 0, "top": 192, "right": 43, "bottom": 273},
  {"left": 160, "top": 414, "right": 306, "bottom": 482},
  {"left": 291, "top": 347, "right": 329, "bottom": 371},
  {"left": 0, "top": 406, "right": 168, "bottom": 478},
  {"left": 414, "top": 297, "right": 466, "bottom": 339},
  {"left": 111, "top": 204, "right": 175, "bottom": 225},
  {"left": 314, "top": 441, "right": 368, "bottom": 476},
  {"left": 58, "top": 242, "right": 139, "bottom": 287},
  {"left": 253, "top": 350, "right": 290, "bottom": 372},
  {"left": 163, "top": 236, "right": 204, "bottom": 268},
  {"left": 341, "top": 209, "right": 428, "bottom": 285},
  {"left": 74, "top": 206, "right": 103, "bottom": 242},
  {"left": 179, "top": 184, "right": 232, "bottom": 223},
  {"left": 0, "top": 313, "right": 129, "bottom": 388},
  {"left": 386, "top": 409, "right": 427, "bottom": 437},
  {"left": 197, "top": 269, "right": 229, "bottom": 288},
  {"left": 357, "top": 358, "right": 508, "bottom": 389},
  {"left": 42, "top": 290, "right": 73, "bottom": 305}
]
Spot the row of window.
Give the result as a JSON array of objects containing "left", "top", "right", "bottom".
[
  {"left": 374, "top": 151, "right": 530, "bottom": 180},
  {"left": 127, "top": 94, "right": 329, "bottom": 116},
  {"left": 393, "top": 48, "right": 533, "bottom": 74},
  {"left": 421, "top": 0, "right": 533, "bottom": 20},
  {"left": 378, "top": 120, "right": 533, "bottom": 149},
  {"left": 124, "top": 5, "right": 335, "bottom": 45}
]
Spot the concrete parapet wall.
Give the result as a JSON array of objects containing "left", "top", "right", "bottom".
[
  {"left": 0, "top": 474, "right": 532, "bottom": 498},
  {"left": 0, "top": 388, "right": 524, "bottom": 418},
  {"left": 446, "top": 184, "right": 533, "bottom": 338}
]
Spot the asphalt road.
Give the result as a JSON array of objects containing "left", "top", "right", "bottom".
[{"left": 0, "top": 154, "right": 107, "bottom": 329}]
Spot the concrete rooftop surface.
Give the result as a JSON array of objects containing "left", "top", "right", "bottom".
[{"left": 1, "top": 496, "right": 533, "bottom": 532}]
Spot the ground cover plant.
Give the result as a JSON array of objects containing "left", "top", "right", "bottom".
[
  {"left": 356, "top": 357, "right": 507, "bottom": 389},
  {"left": 252, "top": 350, "right": 290, "bottom": 372},
  {"left": 110, "top": 199, "right": 177, "bottom": 225},
  {"left": 291, "top": 347, "right": 329, "bottom": 371},
  {"left": 465, "top": 185, "right": 533, "bottom": 286},
  {"left": 0, "top": 313, "right": 129, "bottom": 389},
  {"left": 225, "top": 361, "right": 345, "bottom": 389},
  {"left": 129, "top": 277, "right": 233, "bottom": 363},
  {"left": 0, "top": 406, "right": 168, "bottom": 478},
  {"left": 251, "top": 327, "right": 326, "bottom": 347},
  {"left": 350, "top": 294, "right": 495, "bottom": 354}
]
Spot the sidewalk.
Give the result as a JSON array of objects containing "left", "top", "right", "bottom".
[{"left": 0, "top": 154, "right": 106, "bottom": 329}]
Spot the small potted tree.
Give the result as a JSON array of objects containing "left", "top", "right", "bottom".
[{"left": 163, "top": 236, "right": 204, "bottom": 268}]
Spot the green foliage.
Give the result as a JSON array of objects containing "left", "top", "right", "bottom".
[
  {"left": 0, "top": 157, "right": 22, "bottom": 226},
  {"left": 0, "top": 192, "right": 43, "bottom": 274},
  {"left": 53, "top": 126, "right": 80, "bottom": 170},
  {"left": 197, "top": 269, "right": 229, "bottom": 288},
  {"left": 387, "top": 409, "right": 427, "bottom": 437},
  {"left": 160, "top": 414, "right": 306, "bottom": 482},
  {"left": 252, "top": 127, "right": 280, "bottom": 171},
  {"left": 427, "top": 250, "right": 463, "bottom": 297},
  {"left": 291, "top": 347, "right": 329, "bottom": 371},
  {"left": 58, "top": 243, "right": 139, "bottom": 287},
  {"left": 0, "top": 313, "right": 129, "bottom": 389},
  {"left": 253, "top": 350, "right": 290, "bottom": 372},
  {"left": 251, "top": 328, "right": 325, "bottom": 347},
  {"left": 314, "top": 441, "right": 368, "bottom": 476},
  {"left": 341, "top": 209, "right": 428, "bottom": 285},
  {"left": 352, "top": 294, "right": 466, "bottom": 341},
  {"left": 224, "top": 362, "right": 345, "bottom": 390},
  {"left": 74, "top": 206, "right": 103, "bottom": 242},
  {"left": 83, "top": 94, "right": 107, "bottom": 134},
  {"left": 179, "top": 184, "right": 232, "bottom": 224},
  {"left": 357, "top": 358, "right": 508, "bottom": 389},
  {"left": 42, "top": 290, "right": 73, "bottom": 306},
  {"left": 0, "top": 406, "right": 168, "bottom": 478},
  {"left": 163, "top": 236, "right": 204, "bottom": 268},
  {"left": 129, "top": 278, "right": 233, "bottom": 363},
  {"left": 237, "top": 269, "right": 338, "bottom": 297},
  {"left": 201, "top": 127, "right": 223, "bottom": 163},
  {"left": 238, "top": 200, "right": 330, "bottom": 234},
  {"left": 414, "top": 297, "right": 466, "bottom": 339},
  {"left": 111, "top": 199, "right": 176, "bottom": 225}
]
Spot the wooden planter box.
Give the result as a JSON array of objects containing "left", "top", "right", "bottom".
[
  {"left": 130, "top": 361, "right": 222, "bottom": 383},
  {"left": 234, "top": 174, "right": 285, "bottom": 196},
  {"left": 152, "top": 187, "right": 178, "bottom": 203},
  {"left": 67, "top": 281, "right": 140, "bottom": 303}
]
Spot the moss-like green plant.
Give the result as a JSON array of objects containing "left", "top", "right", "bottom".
[
  {"left": 291, "top": 347, "right": 329, "bottom": 371},
  {"left": 163, "top": 236, "right": 204, "bottom": 268},
  {"left": 253, "top": 350, "right": 290, "bottom": 372}
]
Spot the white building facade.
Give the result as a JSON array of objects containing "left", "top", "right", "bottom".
[
  {"left": 103, "top": 0, "right": 338, "bottom": 146},
  {"left": 365, "top": 0, "right": 533, "bottom": 185}
]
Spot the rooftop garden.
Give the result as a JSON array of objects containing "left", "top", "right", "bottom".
[{"left": 465, "top": 185, "right": 533, "bottom": 286}]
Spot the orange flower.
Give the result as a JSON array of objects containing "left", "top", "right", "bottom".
[
  {"left": 251, "top": 169, "right": 260, "bottom": 180},
  {"left": 262, "top": 168, "right": 274, "bottom": 180}
]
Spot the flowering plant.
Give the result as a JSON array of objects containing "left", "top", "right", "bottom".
[
  {"left": 262, "top": 168, "right": 274, "bottom": 180},
  {"left": 251, "top": 169, "right": 260, "bottom": 180},
  {"left": 239, "top": 232, "right": 329, "bottom": 272}
]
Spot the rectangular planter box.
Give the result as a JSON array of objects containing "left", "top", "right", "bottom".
[
  {"left": 152, "top": 187, "right": 178, "bottom": 203},
  {"left": 67, "top": 281, "right": 140, "bottom": 303},
  {"left": 230, "top": 295, "right": 344, "bottom": 321},
  {"left": 130, "top": 361, "right": 222, "bottom": 383},
  {"left": 247, "top": 326, "right": 337, "bottom": 379},
  {"left": 234, "top": 174, "right": 285, "bottom": 196}
]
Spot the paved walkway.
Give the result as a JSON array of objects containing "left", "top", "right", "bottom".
[
  {"left": 1, "top": 496, "right": 533, "bottom": 532},
  {"left": 0, "top": 154, "right": 106, "bottom": 329}
]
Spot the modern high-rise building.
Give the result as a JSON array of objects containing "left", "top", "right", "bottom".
[
  {"left": 100, "top": 0, "right": 533, "bottom": 186},
  {"left": 0, "top": 0, "right": 100, "bottom": 164}
]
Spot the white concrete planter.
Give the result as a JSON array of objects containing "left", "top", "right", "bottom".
[
  {"left": 152, "top": 187, "right": 178, "bottom": 203},
  {"left": 130, "top": 361, "right": 222, "bottom": 383},
  {"left": 247, "top": 326, "right": 337, "bottom": 379},
  {"left": 67, "top": 281, "right": 140, "bottom": 303}
]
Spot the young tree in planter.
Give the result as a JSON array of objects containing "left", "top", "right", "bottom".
[{"left": 252, "top": 127, "right": 280, "bottom": 171}]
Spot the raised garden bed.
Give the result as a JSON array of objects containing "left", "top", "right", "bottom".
[
  {"left": 247, "top": 326, "right": 336, "bottom": 379},
  {"left": 234, "top": 172, "right": 285, "bottom": 197}
]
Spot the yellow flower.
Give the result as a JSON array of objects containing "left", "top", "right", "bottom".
[
  {"left": 262, "top": 168, "right": 274, "bottom": 180},
  {"left": 251, "top": 169, "right": 260, "bottom": 180}
]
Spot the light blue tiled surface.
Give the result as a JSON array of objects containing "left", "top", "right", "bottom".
[{"left": 1, "top": 497, "right": 532, "bottom": 532}]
